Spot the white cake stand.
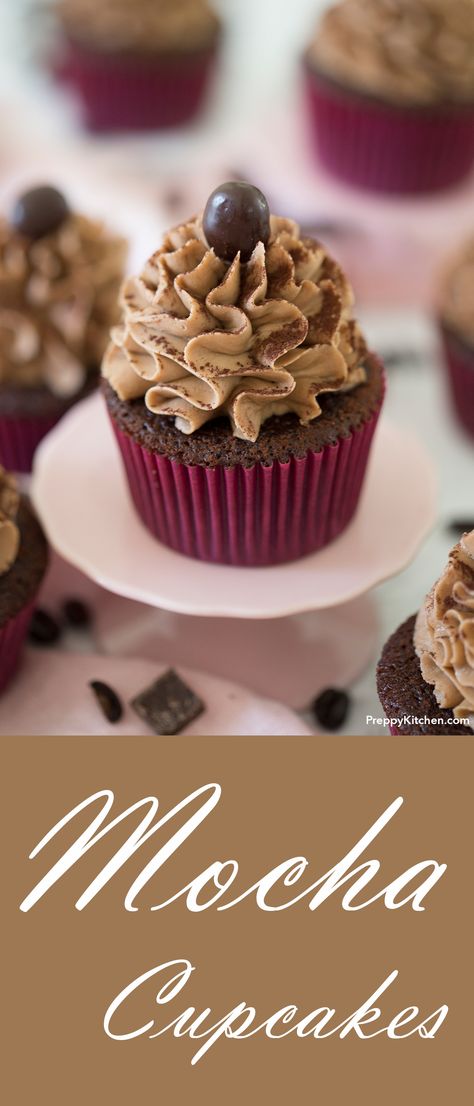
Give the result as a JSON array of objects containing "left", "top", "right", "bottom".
[{"left": 31, "top": 394, "right": 436, "bottom": 707}]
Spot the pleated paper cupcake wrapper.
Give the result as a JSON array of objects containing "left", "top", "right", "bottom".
[
  {"left": 440, "top": 327, "right": 474, "bottom": 440},
  {"left": 0, "top": 412, "right": 61, "bottom": 474},
  {"left": 0, "top": 601, "right": 35, "bottom": 695},
  {"left": 110, "top": 404, "right": 382, "bottom": 567},
  {"left": 304, "top": 66, "right": 474, "bottom": 194},
  {"left": 61, "top": 38, "right": 218, "bottom": 132}
]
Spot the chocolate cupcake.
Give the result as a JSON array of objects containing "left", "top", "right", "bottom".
[
  {"left": 438, "top": 237, "right": 474, "bottom": 440},
  {"left": 0, "top": 466, "right": 48, "bottom": 693},
  {"left": 0, "top": 184, "right": 127, "bottom": 472},
  {"left": 54, "top": 0, "right": 221, "bottom": 132},
  {"left": 377, "top": 532, "right": 474, "bottom": 735},
  {"left": 102, "top": 182, "right": 385, "bottom": 567},
  {"left": 304, "top": 0, "right": 474, "bottom": 194}
]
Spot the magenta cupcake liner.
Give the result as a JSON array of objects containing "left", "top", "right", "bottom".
[
  {"left": 60, "top": 37, "right": 219, "bottom": 132},
  {"left": 304, "top": 65, "right": 474, "bottom": 194},
  {"left": 439, "top": 326, "right": 474, "bottom": 439},
  {"left": 0, "top": 413, "right": 60, "bottom": 474},
  {"left": 0, "top": 602, "right": 34, "bottom": 695},
  {"left": 109, "top": 401, "right": 383, "bottom": 567}
]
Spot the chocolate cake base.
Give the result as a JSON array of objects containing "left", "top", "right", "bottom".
[
  {"left": 0, "top": 497, "right": 48, "bottom": 626},
  {"left": 376, "top": 615, "right": 472, "bottom": 736},
  {"left": 103, "top": 352, "right": 384, "bottom": 468},
  {"left": 0, "top": 370, "right": 99, "bottom": 420}
]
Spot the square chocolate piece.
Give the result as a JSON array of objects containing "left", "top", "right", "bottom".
[{"left": 131, "top": 669, "right": 204, "bottom": 735}]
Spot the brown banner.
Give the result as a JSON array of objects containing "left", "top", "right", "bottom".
[{"left": 3, "top": 735, "right": 472, "bottom": 1103}]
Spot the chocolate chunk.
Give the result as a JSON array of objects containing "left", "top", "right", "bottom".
[
  {"left": 312, "top": 688, "right": 350, "bottom": 731},
  {"left": 131, "top": 669, "right": 204, "bottom": 735},
  {"left": 11, "top": 185, "right": 69, "bottom": 240},
  {"left": 203, "top": 181, "right": 270, "bottom": 262},
  {"left": 89, "top": 680, "right": 123, "bottom": 724},
  {"left": 447, "top": 518, "right": 474, "bottom": 537},
  {"left": 28, "top": 608, "right": 61, "bottom": 646},
  {"left": 63, "top": 598, "right": 92, "bottom": 628}
]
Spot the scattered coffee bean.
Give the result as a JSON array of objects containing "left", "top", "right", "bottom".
[
  {"left": 312, "top": 688, "right": 350, "bottom": 732},
  {"left": 131, "top": 669, "right": 204, "bottom": 735},
  {"left": 12, "top": 185, "right": 70, "bottom": 240},
  {"left": 63, "top": 598, "right": 92, "bottom": 629},
  {"left": 28, "top": 608, "right": 61, "bottom": 647},
  {"left": 89, "top": 680, "right": 123, "bottom": 724},
  {"left": 447, "top": 518, "right": 474, "bottom": 537},
  {"left": 203, "top": 181, "right": 270, "bottom": 262}
]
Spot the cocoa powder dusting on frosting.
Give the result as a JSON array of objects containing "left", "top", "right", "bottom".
[
  {"left": 103, "top": 214, "right": 367, "bottom": 443},
  {"left": 414, "top": 532, "right": 474, "bottom": 730},
  {"left": 0, "top": 214, "right": 126, "bottom": 398},
  {"left": 309, "top": 0, "right": 474, "bottom": 106},
  {"left": 0, "top": 466, "right": 20, "bottom": 575},
  {"left": 56, "top": 0, "right": 219, "bottom": 55}
]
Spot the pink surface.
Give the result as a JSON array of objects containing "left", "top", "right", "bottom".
[
  {"left": 60, "top": 38, "right": 219, "bottom": 132},
  {"left": 304, "top": 66, "right": 474, "bottom": 195},
  {"left": 0, "top": 411, "right": 61, "bottom": 474},
  {"left": 0, "top": 647, "right": 312, "bottom": 736},
  {"left": 110, "top": 396, "right": 383, "bottom": 567},
  {"left": 440, "top": 327, "right": 474, "bottom": 440},
  {"left": 0, "top": 601, "right": 35, "bottom": 695}
]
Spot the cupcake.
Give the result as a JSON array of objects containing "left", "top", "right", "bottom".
[
  {"left": 377, "top": 532, "right": 474, "bottom": 735},
  {"left": 54, "top": 0, "right": 221, "bottom": 132},
  {"left": 102, "top": 181, "right": 385, "bottom": 567},
  {"left": 438, "top": 237, "right": 474, "bottom": 439},
  {"left": 0, "top": 466, "right": 48, "bottom": 694},
  {"left": 0, "top": 184, "right": 127, "bottom": 473},
  {"left": 304, "top": 0, "right": 474, "bottom": 194}
]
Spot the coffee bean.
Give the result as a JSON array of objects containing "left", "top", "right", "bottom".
[
  {"left": 89, "top": 681, "right": 123, "bottom": 724},
  {"left": 312, "top": 688, "right": 350, "bottom": 731},
  {"left": 62, "top": 598, "right": 92, "bottom": 629},
  {"left": 28, "top": 608, "right": 61, "bottom": 647},
  {"left": 203, "top": 181, "right": 270, "bottom": 262},
  {"left": 11, "top": 185, "right": 69, "bottom": 240},
  {"left": 447, "top": 518, "right": 474, "bottom": 537}
]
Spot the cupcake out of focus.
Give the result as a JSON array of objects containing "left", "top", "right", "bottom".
[
  {"left": 438, "top": 236, "right": 474, "bottom": 440},
  {"left": 303, "top": 0, "right": 474, "bottom": 194},
  {"left": 52, "top": 0, "right": 222, "bottom": 132},
  {"left": 0, "top": 464, "right": 48, "bottom": 694},
  {"left": 0, "top": 183, "right": 127, "bottom": 472}
]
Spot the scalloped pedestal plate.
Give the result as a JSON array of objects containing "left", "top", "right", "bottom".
[{"left": 31, "top": 394, "right": 436, "bottom": 709}]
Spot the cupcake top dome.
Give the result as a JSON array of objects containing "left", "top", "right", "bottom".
[
  {"left": 439, "top": 237, "right": 474, "bottom": 347},
  {"left": 415, "top": 531, "right": 474, "bottom": 730},
  {"left": 103, "top": 182, "right": 368, "bottom": 443},
  {"left": 308, "top": 0, "right": 474, "bottom": 106},
  {"left": 55, "top": 0, "right": 220, "bottom": 55},
  {"left": 0, "top": 466, "right": 20, "bottom": 576},
  {"left": 0, "top": 185, "right": 127, "bottom": 399}
]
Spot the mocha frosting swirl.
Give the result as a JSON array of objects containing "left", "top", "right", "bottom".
[
  {"left": 0, "top": 466, "right": 20, "bottom": 576},
  {"left": 56, "top": 0, "right": 220, "bottom": 55},
  {"left": 309, "top": 0, "right": 474, "bottom": 106},
  {"left": 0, "top": 214, "right": 126, "bottom": 399},
  {"left": 103, "top": 215, "right": 367, "bottom": 443},
  {"left": 414, "top": 531, "right": 474, "bottom": 729},
  {"left": 439, "top": 236, "right": 474, "bottom": 347}
]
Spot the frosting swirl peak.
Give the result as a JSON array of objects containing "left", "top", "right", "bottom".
[
  {"left": 103, "top": 215, "right": 367, "bottom": 442},
  {"left": 414, "top": 531, "right": 474, "bottom": 730},
  {"left": 309, "top": 0, "right": 474, "bottom": 106}
]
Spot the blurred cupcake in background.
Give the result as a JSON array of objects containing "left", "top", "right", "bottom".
[
  {"left": 0, "top": 184, "right": 127, "bottom": 473},
  {"left": 102, "top": 181, "right": 385, "bottom": 568},
  {"left": 377, "top": 531, "right": 474, "bottom": 735},
  {"left": 0, "top": 465, "right": 48, "bottom": 694},
  {"left": 438, "top": 237, "right": 474, "bottom": 439},
  {"left": 54, "top": 0, "right": 221, "bottom": 132},
  {"left": 304, "top": 0, "right": 474, "bottom": 194}
]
